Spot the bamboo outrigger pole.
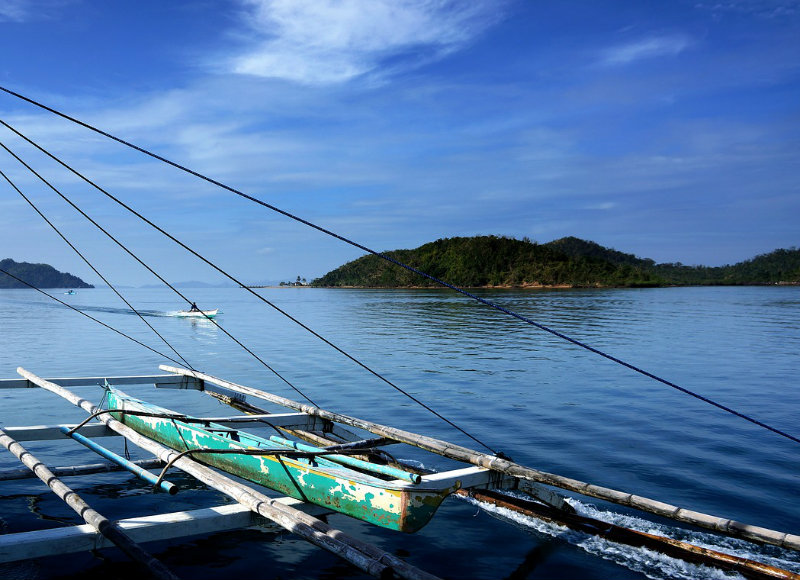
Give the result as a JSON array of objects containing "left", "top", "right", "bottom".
[
  {"left": 0, "top": 457, "right": 163, "bottom": 482},
  {"left": 160, "top": 365, "right": 800, "bottom": 552},
  {"left": 0, "top": 428, "right": 179, "bottom": 580},
  {"left": 17, "top": 367, "right": 440, "bottom": 580}
]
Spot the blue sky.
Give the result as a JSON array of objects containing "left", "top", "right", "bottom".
[{"left": 0, "top": 0, "right": 798, "bottom": 286}]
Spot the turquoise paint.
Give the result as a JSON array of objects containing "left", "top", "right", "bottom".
[{"left": 105, "top": 389, "right": 451, "bottom": 532}]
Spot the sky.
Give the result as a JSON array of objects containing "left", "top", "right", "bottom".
[{"left": 0, "top": 0, "right": 798, "bottom": 286}]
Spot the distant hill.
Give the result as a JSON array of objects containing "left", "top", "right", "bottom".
[
  {"left": 0, "top": 258, "right": 94, "bottom": 289},
  {"left": 651, "top": 248, "right": 800, "bottom": 285},
  {"left": 312, "top": 236, "right": 662, "bottom": 288},
  {"left": 311, "top": 236, "right": 800, "bottom": 288}
]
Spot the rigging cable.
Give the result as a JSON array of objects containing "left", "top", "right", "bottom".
[
  {"left": 0, "top": 267, "right": 185, "bottom": 366},
  {"left": 0, "top": 119, "right": 492, "bottom": 452},
  {"left": 1, "top": 86, "right": 796, "bottom": 447},
  {"left": 0, "top": 131, "right": 319, "bottom": 408},
  {"left": 0, "top": 164, "right": 196, "bottom": 372}
]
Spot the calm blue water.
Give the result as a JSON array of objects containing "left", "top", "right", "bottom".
[{"left": 0, "top": 285, "right": 798, "bottom": 579}]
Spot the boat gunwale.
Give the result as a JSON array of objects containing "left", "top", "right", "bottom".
[{"left": 105, "top": 387, "right": 455, "bottom": 493}]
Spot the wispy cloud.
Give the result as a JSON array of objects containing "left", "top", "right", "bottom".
[
  {"left": 0, "top": 0, "right": 34, "bottom": 21},
  {"left": 600, "top": 35, "right": 691, "bottom": 66},
  {"left": 0, "top": 0, "right": 76, "bottom": 22},
  {"left": 227, "top": 0, "right": 506, "bottom": 84},
  {"left": 583, "top": 202, "right": 617, "bottom": 211},
  {"left": 694, "top": 1, "right": 800, "bottom": 19}
]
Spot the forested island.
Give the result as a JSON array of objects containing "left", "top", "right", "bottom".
[
  {"left": 311, "top": 236, "right": 800, "bottom": 288},
  {"left": 0, "top": 258, "right": 93, "bottom": 289}
]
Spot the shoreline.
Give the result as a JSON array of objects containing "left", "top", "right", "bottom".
[{"left": 246, "top": 281, "right": 799, "bottom": 290}]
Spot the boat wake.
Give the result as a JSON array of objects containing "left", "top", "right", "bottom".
[
  {"left": 459, "top": 492, "right": 800, "bottom": 579},
  {"left": 68, "top": 305, "right": 172, "bottom": 317}
]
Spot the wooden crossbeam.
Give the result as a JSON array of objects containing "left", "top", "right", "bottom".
[{"left": 0, "top": 501, "right": 331, "bottom": 563}]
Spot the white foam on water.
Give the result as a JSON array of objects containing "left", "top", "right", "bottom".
[
  {"left": 457, "top": 492, "right": 800, "bottom": 579},
  {"left": 572, "top": 498, "right": 800, "bottom": 574}
]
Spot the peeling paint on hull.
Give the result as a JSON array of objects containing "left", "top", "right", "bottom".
[{"left": 106, "top": 390, "right": 453, "bottom": 532}]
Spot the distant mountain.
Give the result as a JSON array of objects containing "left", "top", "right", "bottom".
[
  {"left": 0, "top": 258, "right": 94, "bottom": 289},
  {"left": 311, "top": 236, "right": 800, "bottom": 288}
]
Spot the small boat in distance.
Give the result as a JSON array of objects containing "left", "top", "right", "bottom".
[
  {"left": 176, "top": 301, "right": 218, "bottom": 318},
  {"left": 175, "top": 308, "right": 218, "bottom": 318},
  {"left": 64, "top": 290, "right": 75, "bottom": 295}
]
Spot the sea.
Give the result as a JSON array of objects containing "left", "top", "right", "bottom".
[{"left": 0, "top": 285, "right": 798, "bottom": 580}]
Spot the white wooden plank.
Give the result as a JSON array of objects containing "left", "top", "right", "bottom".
[
  {"left": 413, "top": 466, "right": 496, "bottom": 489},
  {"left": 3, "top": 423, "right": 115, "bottom": 441},
  {"left": 0, "top": 500, "right": 332, "bottom": 563},
  {"left": 0, "top": 375, "right": 193, "bottom": 390},
  {"left": 412, "top": 467, "right": 571, "bottom": 510}
]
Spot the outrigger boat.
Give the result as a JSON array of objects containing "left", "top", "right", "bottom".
[{"left": 105, "top": 387, "right": 457, "bottom": 533}]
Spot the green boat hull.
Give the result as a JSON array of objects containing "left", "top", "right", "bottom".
[{"left": 106, "top": 389, "right": 452, "bottom": 532}]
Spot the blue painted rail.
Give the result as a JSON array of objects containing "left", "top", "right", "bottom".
[
  {"left": 267, "top": 434, "right": 422, "bottom": 484},
  {"left": 60, "top": 426, "right": 178, "bottom": 495}
]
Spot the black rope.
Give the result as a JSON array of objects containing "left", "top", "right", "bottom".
[
  {"left": 0, "top": 165, "right": 195, "bottom": 371},
  {"left": 0, "top": 117, "right": 496, "bottom": 454},
  {"left": 2, "top": 86, "right": 796, "bottom": 448},
  {"left": 0, "top": 268, "right": 187, "bottom": 365},
  {"left": 0, "top": 121, "right": 319, "bottom": 408}
]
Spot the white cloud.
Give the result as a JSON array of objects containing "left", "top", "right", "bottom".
[
  {"left": 600, "top": 35, "right": 691, "bottom": 66},
  {"left": 229, "top": 0, "right": 506, "bottom": 84}
]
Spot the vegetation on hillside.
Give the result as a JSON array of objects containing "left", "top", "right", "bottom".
[
  {"left": 0, "top": 258, "right": 93, "bottom": 289},
  {"left": 313, "top": 236, "right": 662, "bottom": 288},
  {"left": 737, "top": 248, "right": 800, "bottom": 283},
  {"left": 311, "top": 236, "right": 800, "bottom": 288}
]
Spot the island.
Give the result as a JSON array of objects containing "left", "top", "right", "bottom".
[
  {"left": 0, "top": 258, "right": 94, "bottom": 289},
  {"left": 311, "top": 236, "right": 800, "bottom": 288}
]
